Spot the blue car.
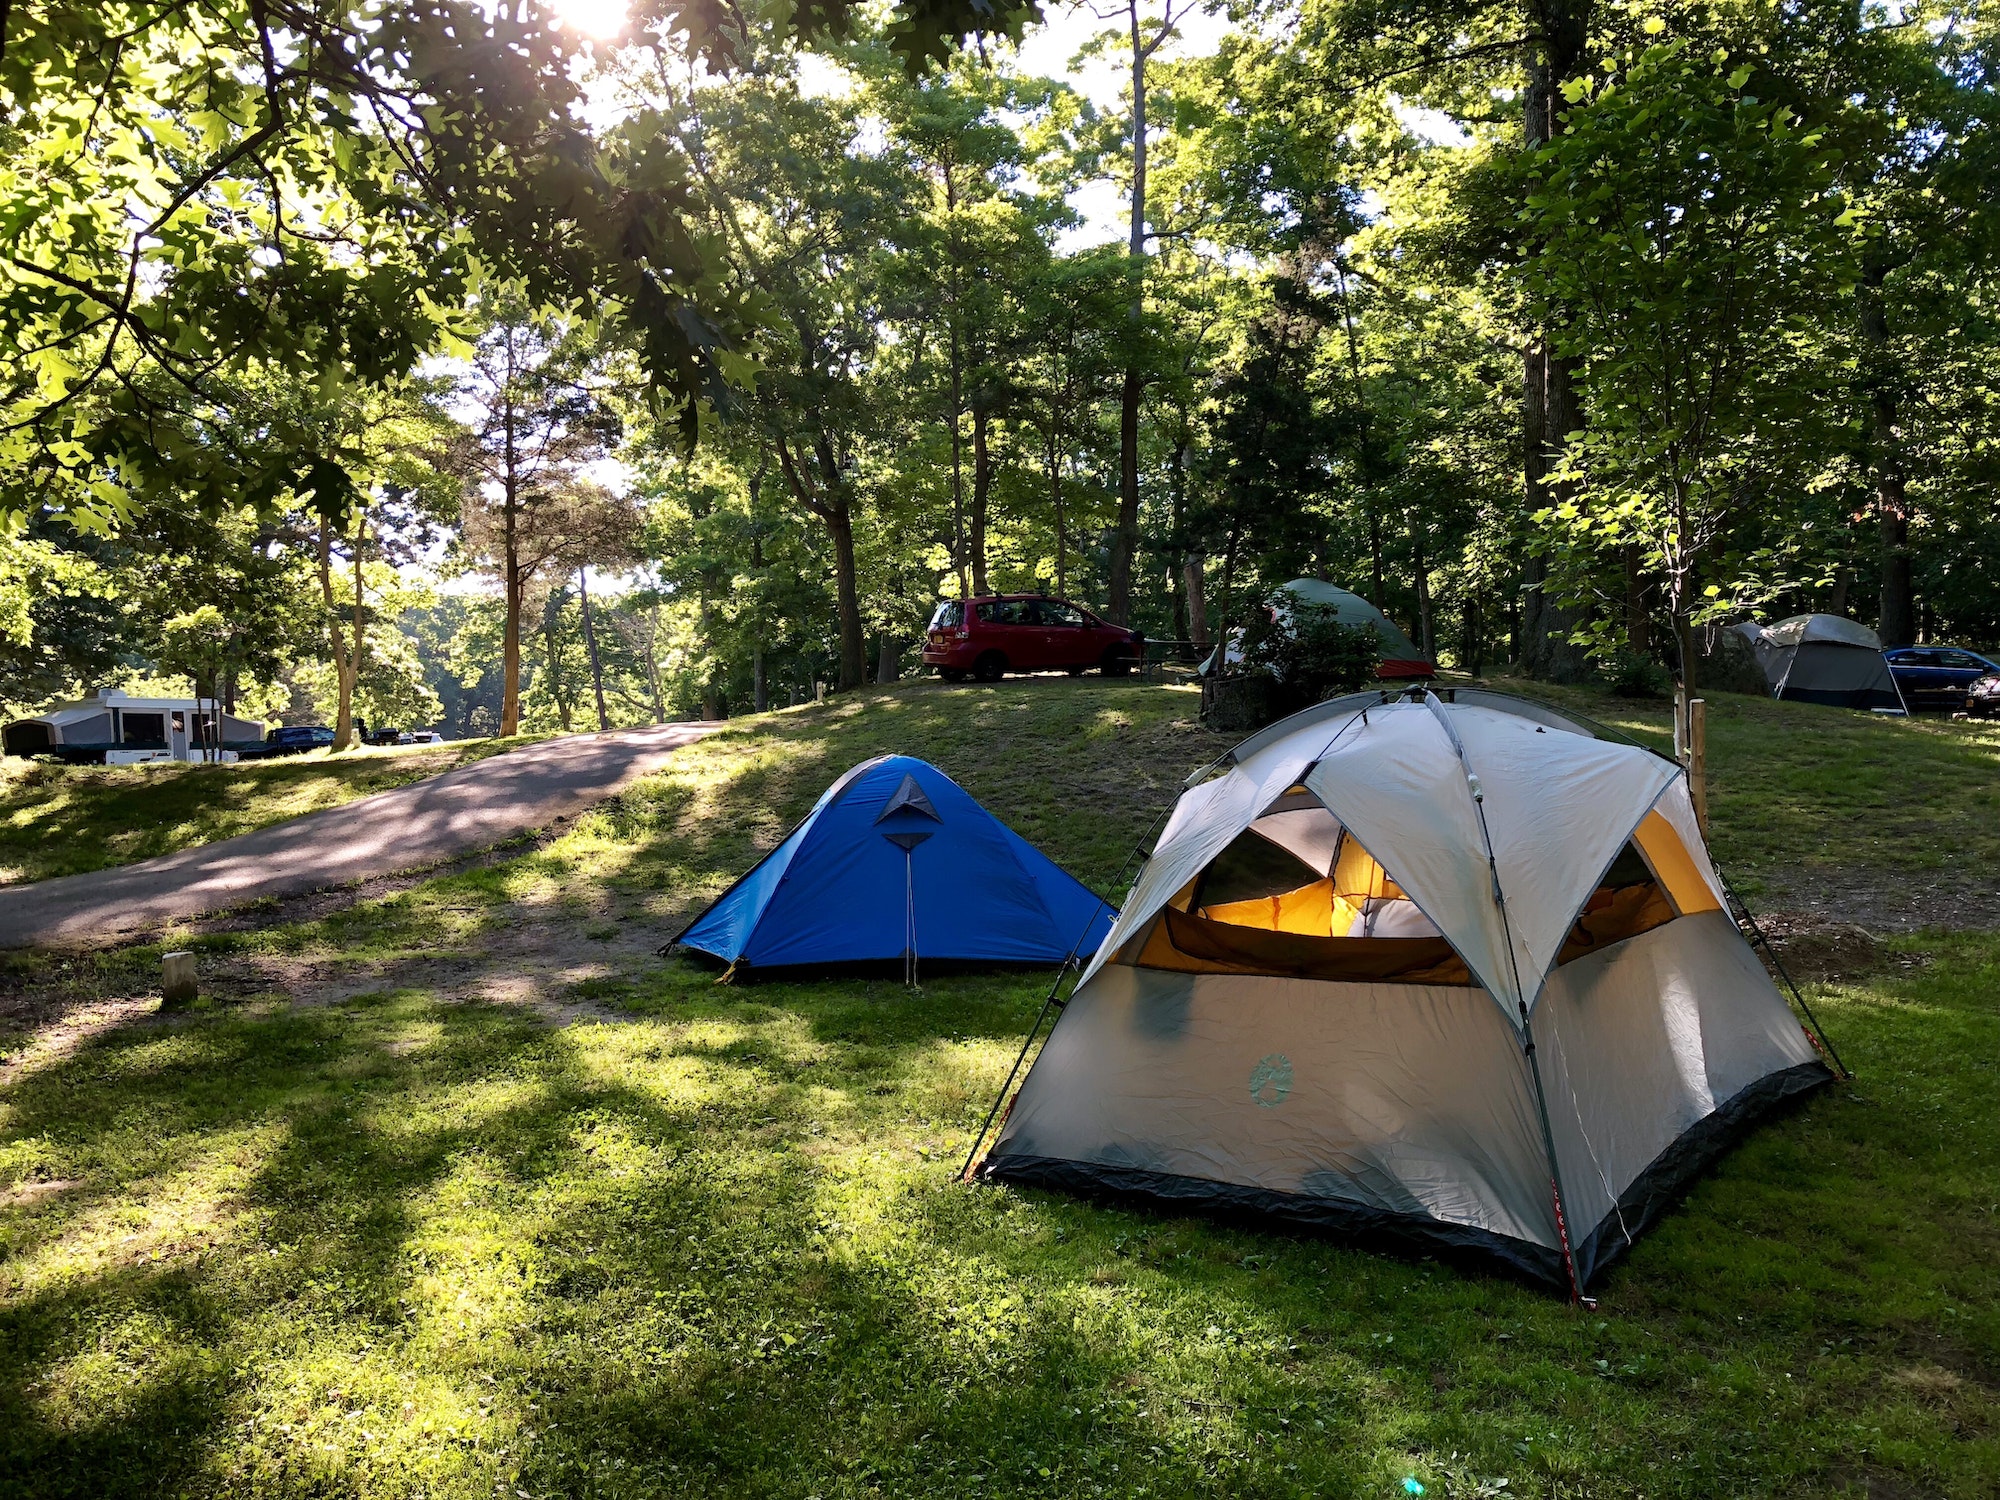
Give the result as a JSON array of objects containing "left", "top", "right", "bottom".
[
  {"left": 263, "top": 725, "right": 337, "bottom": 756},
  {"left": 1885, "top": 646, "right": 2000, "bottom": 712}
]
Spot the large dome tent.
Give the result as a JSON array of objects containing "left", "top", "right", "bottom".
[
  {"left": 1736, "top": 614, "right": 1907, "bottom": 713},
  {"left": 970, "top": 689, "right": 1839, "bottom": 1296}
]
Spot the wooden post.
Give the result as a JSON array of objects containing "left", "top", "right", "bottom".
[
  {"left": 161, "top": 951, "right": 197, "bottom": 1007},
  {"left": 1688, "top": 697, "right": 1709, "bottom": 838}
]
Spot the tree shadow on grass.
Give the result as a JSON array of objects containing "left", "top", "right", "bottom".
[{"left": 3, "top": 936, "right": 1995, "bottom": 1500}]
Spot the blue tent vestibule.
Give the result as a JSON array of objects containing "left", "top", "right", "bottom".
[{"left": 674, "top": 755, "right": 1116, "bottom": 974}]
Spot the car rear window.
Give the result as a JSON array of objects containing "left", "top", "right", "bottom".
[{"left": 929, "top": 600, "right": 962, "bottom": 630}]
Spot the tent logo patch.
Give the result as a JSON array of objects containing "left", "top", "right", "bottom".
[{"left": 1249, "top": 1054, "right": 1293, "bottom": 1108}]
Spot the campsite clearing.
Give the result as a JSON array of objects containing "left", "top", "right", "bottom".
[{"left": 1, "top": 678, "right": 1996, "bottom": 1500}]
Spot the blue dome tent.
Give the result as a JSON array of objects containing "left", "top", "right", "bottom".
[{"left": 674, "top": 755, "right": 1116, "bottom": 978}]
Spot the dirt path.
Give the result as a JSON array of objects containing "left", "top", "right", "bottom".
[{"left": 0, "top": 722, "right": 715, "bottom": 951}]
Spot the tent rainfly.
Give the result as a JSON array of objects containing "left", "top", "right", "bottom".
[
  {"left": 973, "top": 689, "right": 1838, "bottom": 1295},
  {"left": 674, "top": 755, "right": 1116, "bottom": 977},
  {"left": 1736, "top": 614, "right": 1907, "bottom": 713}
]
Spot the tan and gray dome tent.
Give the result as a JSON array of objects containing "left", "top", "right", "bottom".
[{"left": 972, "top": 689, "right": 1839, "bottom": 1296}]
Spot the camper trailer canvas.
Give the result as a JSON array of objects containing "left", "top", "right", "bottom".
[{"left": 2, "top": 688, "right": 266, "bottom": 765}]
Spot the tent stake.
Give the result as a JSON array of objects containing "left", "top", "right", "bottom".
[{"left": 1720, "top": 871, "right": 1851, "bottom": 1081}]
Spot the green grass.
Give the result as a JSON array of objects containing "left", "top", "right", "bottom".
[
  {"left": 0, "top": 736, "right": 548, "bottom": 887},
  {"left": 1476, "top": 678, "right": 2000, "bottom": 912},
  {"left": 1, "top": 678, "right": 1995, "bottom": 1499}
]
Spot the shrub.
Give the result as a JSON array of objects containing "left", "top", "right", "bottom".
[
  {"left": 1607, "top": 648, "right": 1672, "bottom": 699},
  {"left": 1240, "top": 602, "right": 1383, "bottom": 711}
]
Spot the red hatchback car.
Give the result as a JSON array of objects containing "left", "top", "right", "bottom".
[{"left": 924, "top": 595, "right": 1145, "bottom": 682}]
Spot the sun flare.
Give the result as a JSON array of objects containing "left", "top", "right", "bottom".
[{"left": 547, "top": 0, "right": 629, "bottom": 40}]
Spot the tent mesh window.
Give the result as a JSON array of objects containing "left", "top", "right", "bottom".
[{"left": 1129, "top": 794, "right": 1713, "bottom": 986}]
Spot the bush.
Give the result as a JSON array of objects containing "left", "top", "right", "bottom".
[
  {"left": 1239, "top": 602, "right": 1383, "bottom": 712},
  {"left": 1607, "top": 648, "right": 1672, "bottom": 699}
]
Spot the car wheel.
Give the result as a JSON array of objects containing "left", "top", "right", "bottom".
[
  {"left": 1100, "top": 647, "right": 1133, "bottom": 677},
  {"left": 973, "top": 652, "right": 1007, "bottom": 683},
  {"left": 939, "top": 668, "right": 968, "bottom": 683},
  {"left": 1065, "top": 665, "right": 1086, "bottom": 677}
]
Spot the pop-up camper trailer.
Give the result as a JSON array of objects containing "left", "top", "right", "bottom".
[{"left": 2, "top": 689, "right": 266, "bottom": 764}]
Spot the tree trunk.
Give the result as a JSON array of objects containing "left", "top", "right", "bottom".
[
  {"left": 1623, "top": 545, "right": 1652, "bottom": 654},
  {"left": 875, "top": 631, "right": 899, "bottom": 684},
  {"left": 1167, "top": 435, "right": 1189, "bottom": 644},
  {"left": 1411, "top": 516, "right": 1434, "bottom": 661},
  {"left": 544, "top": 590, "right": 572, "bottom": 732},
  {"left": 1367, "top": 499, "right": 1385, "bottom": 608},
  {"left": 1047, "top": 426, "right": 1067, "bottom": 599},
  {"left": 499, "top": 344, "right": 525, "bottom": 737},
  {"left": 501, "top": 566, "right": 523, "bottom": 737},
  {"left": 826, "top": 504, "right": 866, "bottom": 691},
  {"left": 1518, "top": 0, "right": 1593, "bottom": 684},
  {"left": 946, "top": 164, "right": 969, "bottom": 600},
  {"left": 753, "top": 647, "right": 768, "bottom": 713},
  {"left": 1107, "top": 0, "right": 1150, "bottom": 626},
  {"left": 318, "top": 520, "right": 358, "bottom": 753},
  {"left": 970, "top": 403, "right": 992, "bottom": 597},
  {"left": 1858, "top": 272, "right": 1914, "bottom": 647},
  {"left": 578, "top": 567, "right": 610, "bottom": 732},
  {"left": 1184, "top": 555, "right": 1209, "bottom": 649}
]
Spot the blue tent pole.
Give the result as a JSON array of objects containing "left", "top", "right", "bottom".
[{"left": 905, "top": 844, "right": 917, "bottom": 988}]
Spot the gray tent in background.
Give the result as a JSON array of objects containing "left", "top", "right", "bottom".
[
  {"left": 1735, "top": 615, "right": 1907, "bottom": 713},
  {"left": 975, "top": 690, "right": 1836, "bottom": 1295}
]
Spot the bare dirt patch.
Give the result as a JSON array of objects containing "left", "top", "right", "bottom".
[{"left": 1752, "top": 863, "right": 2000, "bottom": 935}]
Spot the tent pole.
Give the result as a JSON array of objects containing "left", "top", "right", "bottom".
[
  {"left": 1423, "top": 690, "right": 1590, "bottom": 1303},
  {"left": 960, "top": 802, "right": 1174, "bottom": 1181},
  {"left": 1520, "top": 1004, "right": 1591, "bottom": 1306},
  {"left": 1719, "top": 870, "right": 1851, "bottom": 1081},
  {"left": 959, "top": 966, "right": 1071, "bottom": 1182}
]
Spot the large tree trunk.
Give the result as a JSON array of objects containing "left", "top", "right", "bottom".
[
  {"left": 1107, "top": 0, "right": 1151, "bottom": 626},
  {"left": 970, "top": 404, "right": 992, "bottom": 596},
  {"left": 1184, "top": 555, "right": 1209, "bottom": 649},
  {"left": 1623, "top": 544, "right": 1652, "bottom": 654},
  {"left": 1411, "top": 515, "right": 1434, "bottom": 661},
  {"left": 498, "top": 361, "right": 525, "bottom": 737},
  {"left": 1859, "top": 273, "right": 1914, "bottom": 647},
  {"left": 318, "top": 520, "right": 359, "bottom": 752},
  {"left": 826, "top": 504, "right": 866, "bottom": 691},
  {"left": 1367, "top": 499, "right": 1385, "bottom": 607},
  {"left": 1518, "top": 0, "right": 1593, "bottom": 684},
  {"left": 500, "top": 566, "right": 523, "bottom": 737},
  {"left": 1046, "top": 426, "right": 1066, "bottom": 599},
  {"left": 544, "top": 589, "right": 572, "bottom": 732},
  {"left": 578, "top": 567, "right": 610, "bottom": 732},
  {"left": 1110, "top": 367, "right": 1142, "bottom": 624}
]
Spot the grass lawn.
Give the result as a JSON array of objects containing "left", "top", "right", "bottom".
[
  {"left": 1, "top": 679, "right": 1995, "bottom": 1499},
  {"left": 0, "top": 738, "right": 546, "bottom": 888}
]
